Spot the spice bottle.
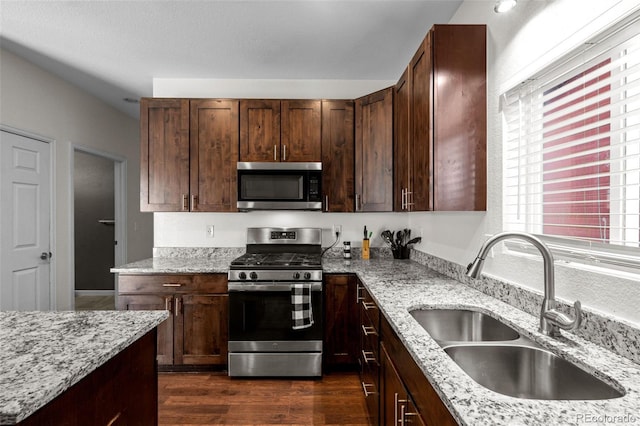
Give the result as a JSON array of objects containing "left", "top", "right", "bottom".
[{"left": 343, "top": 241, "right": 352, "bottom": 259}]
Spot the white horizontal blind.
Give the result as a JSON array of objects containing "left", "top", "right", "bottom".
[{"left": 503, "top": 11, "right": 640, "bottom": 268}]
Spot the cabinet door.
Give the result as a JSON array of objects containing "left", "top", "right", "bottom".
[
  {"left": 382, "top": 343, "right": 406, "bottom": 426},
  {"left": 281, "top": 100, "right": 322, "bottom": 162},
  {"left": 190, "top": 99, "right": 239, "bottom": 212},
  {"left": 410, "top": 34, "right": 433, "bottom": 212},
  {"left": 432, "top": 25, "right": 487, "bottom": 211},
  {"left": 239, "top": 100, "right": 281, "bottom": 162},
  {"left": 394, "top": 68, "right": 411, "bottom": 211},
  {"left": 176, "top": 294, "right": 228, "bottom": 365},
  {"left": 140, "top": 98, "right": 190, "bottom": 212},
  {"left": 324, "top": 274, "right": 358, "bottom": 368},
  {"left": 118, "top": 294, "right": 174, "bottom": 365},
  {"left": 321, "top": 100, "right": 355, "bottom": 212},
  {"left": 355, "top": 87, "right": 394, "bottom": 212}
]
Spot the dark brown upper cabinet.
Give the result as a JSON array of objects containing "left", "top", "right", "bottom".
[
  {"left": 140, "top": 98, "right": 190, "bottom": 212},
  {"left": 239, "top": 99, "right": 321, "bottom": 162},
  {"left": 140, "top": 98, "right": 239, "bottom": 212},
  {"left": 190, "top": 99, "right": 239, "bottom": 212},
  {"left": 355, "top": 87, "right": 394, "bottom": 212},
  {"left": 321, "top": 100, "right": 355, "bottom": 212},
  {"left": 394, "top": 67, "right": 411, "bottom": 212},
  {"left": 394, "top": 24, "right": 487, "bottom": 212},
  {"left": 281, "top": 100, "right": 322, "bottom": 162},
  {"left": 239, "top": 99, "right": 281, "bottom": 162}
]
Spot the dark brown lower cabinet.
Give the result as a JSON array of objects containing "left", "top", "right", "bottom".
[
  {"left": 382, "top": 343, "right": 426, "bottom": 426},
  {"left": 18, "top": 330, "right": 157, "bottom": 425},
  {"left": 324, "top": 274, "right": 359, "bottom": 370},
  {"left": 117, "top": 274, "right": 228, "bottom": 369},
  {"left": 381, "top": 314, "right": 457, "bottom": 426}
]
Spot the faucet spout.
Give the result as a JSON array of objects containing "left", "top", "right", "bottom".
[{"left": 466, "top": 232, "right": 583, "bottom": 337}]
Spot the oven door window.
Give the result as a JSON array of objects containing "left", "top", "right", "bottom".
[
  {"left": 239, "top": 172, "right": 304, "bottom": 201},
  {"left": 229, "top": 290, "right": 322, "bottom": 341}
]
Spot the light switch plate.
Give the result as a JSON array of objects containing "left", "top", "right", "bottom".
[{"left": 206, "top": 225, "right": 214, "bottom": 238}]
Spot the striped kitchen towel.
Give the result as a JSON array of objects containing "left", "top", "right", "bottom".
[{"left": 291, "top": 283, "right": 314, "bottom": 330}]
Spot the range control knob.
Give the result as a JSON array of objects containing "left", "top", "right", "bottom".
[
  {"left": 293, "top": 272, "right": 301, "bottom": 280},
  {"left": 238, "top": 272, "right": 247, "bottom": 280},
  {"left": 304, "top": 272, "right": 312, "bottom": 280},
  {"left": 250, "top": 272, "right": 258, "bottom": 280}
]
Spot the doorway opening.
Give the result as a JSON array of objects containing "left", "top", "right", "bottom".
[{"left": 72, "top": 146, "right": 126, "bottom": 310}]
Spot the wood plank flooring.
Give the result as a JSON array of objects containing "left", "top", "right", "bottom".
[
  {"left": 74, "top": 295, "right": 115, "bottom": 310},
  {"left": 158, "top": 372, "right": 370, "bottom": 425}
]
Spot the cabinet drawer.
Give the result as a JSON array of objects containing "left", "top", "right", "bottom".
[
  {"left": 118, "top": 274, "right": 227, "bottom": 294},
  {"left": 359, "top": 285, "right": 380, "bottom": 327},
  {"left": 360, "top": 361, "right": 380, "bottom": 425}
]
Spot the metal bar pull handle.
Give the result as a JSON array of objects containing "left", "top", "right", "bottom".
[
  {"left": 401, "top": 188, "right": 406, "bottom": 210},
  {"left": 362, "top": 301, "right": 377, "bottom": 311},
  {"left": 356, "top": 285, "right": 364, "bottom": 304},
  {"left": 191, "top": 195, "right": 198, "bottom": 210},
  {"left": 162, "top": 283, "right": 183, "bottom": 287},
  {"left": 361, "top": 382, "right": 376, "bottom": 397},
  {"left": 403, "top": 406, "right": 419, "bottom": 425},
  {"left": 355, "top": 194, "right": 360, "bottom": 211},
  {"left": 361, "top": 350, "right": 376, "bottom": 365},
  {"left": 182, "top": 194, "right": 189, "bottom": 211},
  {"left": 174, "top": 297, "right": 181, "bottom": 317},
  {"left": 164, "top": 296, "right": 172, "bottom": 313},
  {"left": 283, "top": 144, "right": 287, "bottom": 161},
  {"left": 362, "top": 324, "right": 378, "bottom": 336},
  {"left": 274, "top": 145, "right": 277, "bottom": 161},
  {"left": 325, "top": 195, "right": 329, "bottom": 212}
]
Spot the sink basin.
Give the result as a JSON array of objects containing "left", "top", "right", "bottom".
[
  {"left": 445, "top": 345, "right": 625, "bottom": 400},
  {"left": 410, "top": 309, "right": 520, "bottom": 343}
]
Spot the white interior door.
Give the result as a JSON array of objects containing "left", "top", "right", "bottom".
[{"left": 0, "top": 130, "right": 52, "bottom": 310}]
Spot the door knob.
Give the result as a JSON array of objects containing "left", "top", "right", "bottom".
[{"left": 40, "top": 252, "right": 52, "bottom": 260}]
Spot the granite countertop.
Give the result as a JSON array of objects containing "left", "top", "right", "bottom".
[
  {"left": 112, "top": 255, "right": 640, "bottom": 425},
  {"left": 0, "top": 310, "right": 168, "bottom": 424}
]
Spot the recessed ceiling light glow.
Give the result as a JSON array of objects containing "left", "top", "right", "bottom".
[{"left": 494, "top": 0, "right": 517, "bottom": 13}]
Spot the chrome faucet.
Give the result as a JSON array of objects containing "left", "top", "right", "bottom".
[{"left": 466, "top": 232, "right": 582, "bottom": 337}]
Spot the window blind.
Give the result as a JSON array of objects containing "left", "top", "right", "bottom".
[{"left": 502, "top": 11, "right": 640, "bottom": 269}]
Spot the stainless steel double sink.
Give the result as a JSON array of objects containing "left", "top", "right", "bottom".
[{"left": 409, "top": 309, "right": 624, "bottom": 400}]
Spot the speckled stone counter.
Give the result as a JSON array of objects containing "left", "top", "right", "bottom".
[
  {"left": 0, "top": 310, "right": 168, "bottom": 424},
  {"left": 112, "top": 253, "right": 640, "bottom": 425},
  {"left": 324, "top": 258, "right": 640, "bottom": 426},
  {"left": 110, "top": 253, "right": 239, "bottom": 274}
]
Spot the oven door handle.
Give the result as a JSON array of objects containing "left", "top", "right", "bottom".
[{"left": 228, "top": 282, "right": 323, "bottom": 292}]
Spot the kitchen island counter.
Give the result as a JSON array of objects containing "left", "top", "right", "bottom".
[{"left": 0, "top": 310, "right": 168, "bottom": 424}]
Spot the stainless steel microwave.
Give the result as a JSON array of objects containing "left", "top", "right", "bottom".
[{"left": 237, "top": 162, "right": 322, "bottom": 211}]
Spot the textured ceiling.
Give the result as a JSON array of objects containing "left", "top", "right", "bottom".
[{"left": 0, "top": 1, "right": 463, "bottom": 118}]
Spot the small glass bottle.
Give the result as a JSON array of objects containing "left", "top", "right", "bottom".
[{"left": 343, "top": 241, "right": 352, "bottom": 259}]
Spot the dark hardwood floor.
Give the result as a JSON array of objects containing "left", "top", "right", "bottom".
[{"left": 158, "top": 371, "right": 370, "bottom": 425}]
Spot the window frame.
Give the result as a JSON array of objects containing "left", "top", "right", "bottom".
[{"left": 501, "top": 10, "right": 640, "bottom": 273}]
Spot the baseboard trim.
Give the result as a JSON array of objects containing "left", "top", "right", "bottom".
[{"left": 75, "top": 290, "right": 115, "bottom": 296}]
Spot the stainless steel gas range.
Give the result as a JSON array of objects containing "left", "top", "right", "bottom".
[{"left": 227, "top": 227, "right": 323, "bottom": 377}]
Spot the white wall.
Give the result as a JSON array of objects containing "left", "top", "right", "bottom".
[
  {"left": 0, "top": 48, "right": 153, "bottom": 310},
  {"left": 408, "top": 0, "right": 640, "bottom": 325},
  {"left": 155, "top": 211, "right": 408, "bottom": 248}
]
